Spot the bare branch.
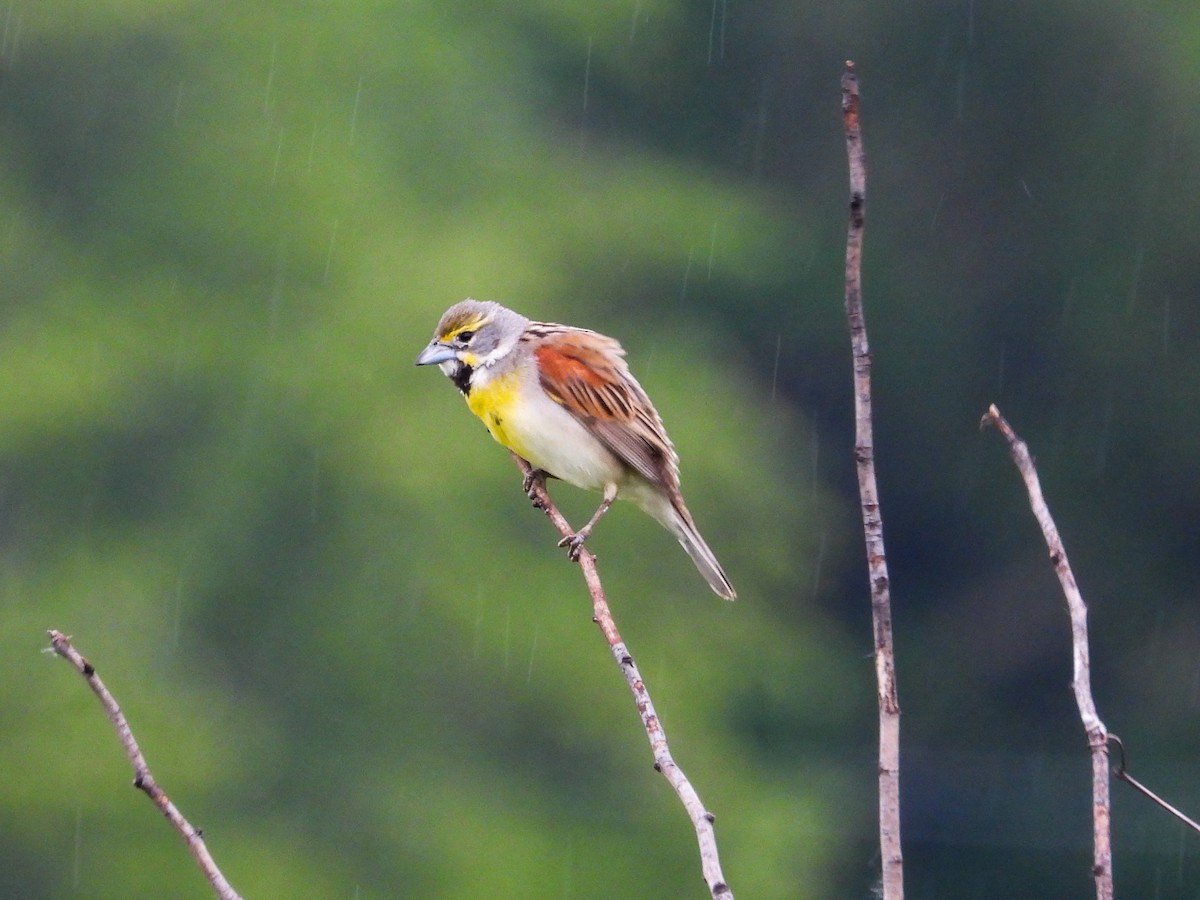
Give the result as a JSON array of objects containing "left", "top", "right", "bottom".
[
  {"left": 981, "top": 405, "right": 1112, "bottom": 899},
  {"left": 510, "top": 452, "right": 732, "bottom": 899},
  {"left": 46, "top": 630, "right": 243, "bottom": 900},
  {"left": 841, "top": 60, "right": 904, "bottom": 900}
]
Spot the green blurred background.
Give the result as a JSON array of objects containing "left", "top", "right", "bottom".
[{"left": 2, "top": 1, "right": 1199, "bottom": 897}]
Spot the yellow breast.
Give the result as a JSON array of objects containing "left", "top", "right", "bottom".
[
  {"left": 465, "top": 369, "right": 531, "bottom": 458},
  {"left": 463, "top": 364, "right": 625, "bottom": 493}
]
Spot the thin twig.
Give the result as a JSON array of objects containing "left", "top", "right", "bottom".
[
  {"left": 981, "top": 405, "right": 1113, "bottom": 899},
  {"left": 841, "top": 60, "right": 904, "bottom": 900},
  {"left": 1110, "top": 735, "right": 1200, "bottom": 834},
  {"left": 46, "top": 630, "right": 243, "bottom": 900},
  {"left": 510, "top": 452, "right": 732, "bottom": 900}
]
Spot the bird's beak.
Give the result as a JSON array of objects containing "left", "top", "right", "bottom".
[{"left": 415, "top": 340, "right": 458, "bottom": 366}]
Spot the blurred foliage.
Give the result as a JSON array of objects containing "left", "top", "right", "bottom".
[{"left": 2, "top": 1, "right": 1199, "bottom": 897}]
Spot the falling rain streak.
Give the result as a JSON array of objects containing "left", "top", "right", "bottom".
[
  {"left": 1, "top": 2, "right": 22, "bottom": 63},
  {"left": 770, "top": 333, "right": 782, "bottom": 403},
  {"left": 503, "top": 605, "right": 512, "bottom": 673},
  {"left": 323, "top": 219, "right": 339, "bottom": 283},
  {"left": 1059, "top": 279, "right": 1077, "bottom": 327},
  {"left": 73, "top": 806, "right": 83, "bottom": 890},
  {"left": 707, "top": 222, "right": 718, "bottom": 279},
  {"left": 269, "top": 238, "right": 287, "bottom": 339},
  {"left": 526, "top": 631, "right": 538, "bottom": 684},
  {"left": 582, "top": 36, "right": 593, "bottom": 110},
  {"left": 165, "top": 279, "right": 185, "bottom": 385},
  {"left": 680, "top": 246, "right": 695, "bottom": 301},
  {"left": 264, "top": 37, "right": 277, "bottom": 116},
  {"left": 708, "top": 0, "right": 728, "bottom": 65},
  {"left": 309, "top": 446, "right": 322, "bottom": 523},
  {"left": 1162, "top": 296, "right": 1172, "bottom": 354},
  {"left": 473, "top": 592, "right": 485, "bottom": 661},
  {"left": 1126, "top": 245, "right": 1144, "bottom": 315},
  {"left": 271, "top": 128, "right": 286, "bottom": 184},
  {"left": 930, "top": 190, "right": 946, "bottom": 233},
  {"left": 810, "top": 429, "right": 821, "bottom": 499},
  {"left": 810, "top": 531, "right": 827, "bottom": 600},
  {"left": 1094, "top": 401, "right": 1113, "bottom": 475},
  {"left": 307, "top": 122, "right": 319, "bottom": 175},
  {"left": 171, "top": 575, "right": 186, "bottom": 649},
  {"left": 349, "top": 76, "right": 364, "bottom": 143},
  {"left": 956, "top": 59, "right": 968, "bottom": 119}
]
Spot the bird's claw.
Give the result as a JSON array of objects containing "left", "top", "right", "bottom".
[
  {"left": 557, "top": 532, "right": 588, "bottom": 561},
  {"left": 523, "top": 468, "right": 547, "bottom": 508}
]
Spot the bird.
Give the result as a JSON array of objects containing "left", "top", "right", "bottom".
[{"left": 415, "top": 299, "right": 736, "bottom": 600}]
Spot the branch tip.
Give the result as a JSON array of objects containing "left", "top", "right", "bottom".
[
  {"left": 985, "top": 410, "right": 1113, "bottom": 897},
  {"left": 46, "top": 629, "right": 243, "bottom": 899}
]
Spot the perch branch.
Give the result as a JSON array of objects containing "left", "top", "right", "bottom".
[
  {"left": 46, "top": 630, "right": 243, "bottom": 900},
  {"left": 981, "top": 405, "right": 1112, "bottom": 899},
  {"left": 841, "top": 60, "right": 904, "bottom": 900},
  {"left": 510, "top": 452, "right": 732, "bottom": 900}
]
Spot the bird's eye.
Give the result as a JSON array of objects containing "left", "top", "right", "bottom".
[{"left": 457, "top": 330, "right": 475, "bottom": 343}]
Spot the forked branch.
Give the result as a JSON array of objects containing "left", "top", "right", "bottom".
[
  {"left": 511, "top": 452, "right": 732, "bottom": 900},
  {"left": 46, "top": 630, "right": 242, "bottom": 900},
  {"left": 981, "top": 405, "right": 1112, "bottom": 899}
]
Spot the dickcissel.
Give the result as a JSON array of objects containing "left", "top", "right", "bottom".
[{"left": 416, "top": 299, "right": 736, "bottom": 600}]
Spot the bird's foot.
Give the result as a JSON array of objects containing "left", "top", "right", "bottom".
[
  {"left": 557, "top": 531, "right": 590, "bottom": 561},
  {"left": 523, "top": 468, "right": 548, "bottom": 508},
  {"left": 555, "top": 491, "right": 613, "bottom": 561}
]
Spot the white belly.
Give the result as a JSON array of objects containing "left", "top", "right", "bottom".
[{"left": 503, "top": 390, "right": 626, "bottom": 492}]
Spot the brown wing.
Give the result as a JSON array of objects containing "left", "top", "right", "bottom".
[{"left": 532, "top": 326, "right": 680, "bottom": 491}]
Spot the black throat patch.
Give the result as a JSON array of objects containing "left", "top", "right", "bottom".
[{"left": 449, "top": 360, "right": 474, "bottom": 396}]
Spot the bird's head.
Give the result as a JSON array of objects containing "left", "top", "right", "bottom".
[{"left": 415, "top": 299, "right": 528, "bottom": 392}]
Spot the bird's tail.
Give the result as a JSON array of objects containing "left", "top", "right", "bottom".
[
  {"left": 632, "top": 485, "right": 736, "bottom": 600},
  {"left": 670, "top": 505, "right": 736, "bottom": 601}
]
